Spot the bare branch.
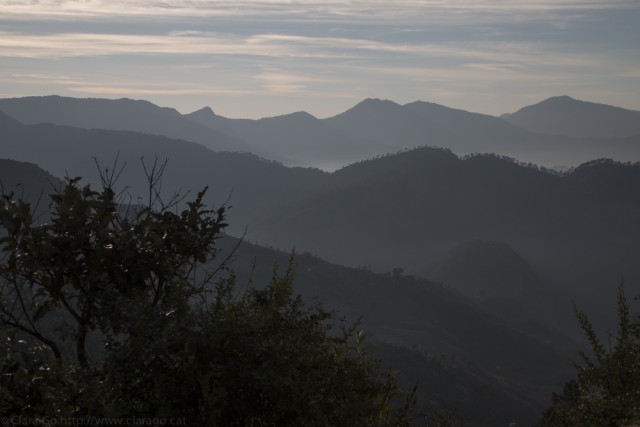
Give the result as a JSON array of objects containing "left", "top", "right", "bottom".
[
  {"left": 141, "top": 156, "right": 169, "bottom": 209},
  {"left": 195, "top": 227, "right": 247, "bottom": 291}
]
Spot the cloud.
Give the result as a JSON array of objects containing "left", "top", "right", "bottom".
[
  {"left": 0, "top": 0, "right": 638, "bottom": 117},
  {"left": 254, "top": 69, "right": 332, "bottom": 93},
  {"left": 1, "top": 0, "right": 636, "bottom": 23},
  {"left": 3, "top": 72, "right": 90, "bottom": 86},
  {"left": 67, "top": 86, "right": 256, "bottom": 96},
  {"left": 0, "top": 29, "right": 616, "bottom": 102},
  {"left": 0, "top": 31, "right": 365, "bottom": 59},
  {"left": 0, "top": 29, "right": 603, "bottom": 75}
]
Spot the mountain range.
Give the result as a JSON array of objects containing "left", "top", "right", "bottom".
[
  {"left": 1, "top": 98, "right": 638, "bottom": 323},
  {"left": 0, "top": 95, "right": 258, "bottom": 155},
  {"left": 1, "top": 95, "right": 639, "bottom": 170},
  {"left": 1, "top": 94, "right": 639, "bottom": 424}
]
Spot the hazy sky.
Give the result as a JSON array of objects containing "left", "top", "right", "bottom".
[{"left": 1, "top": 0, "right": 639, "bottom": 118}]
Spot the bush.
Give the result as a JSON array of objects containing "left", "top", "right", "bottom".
[
  {"left": 0, "top": 175, "right": 412, "bottom": 425},
  {"left": 537, "top": 283, "right": 640, "bottom": 426}
]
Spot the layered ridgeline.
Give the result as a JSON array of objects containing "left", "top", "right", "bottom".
[
  {"left": 0, "top": 158, "right": 575, "bottom": 426},
  {"left": 249, "top": 148, "right": 640, "bottom": 326},
  {"left": 0, "top": 96, "right": 259, "bottom": 156},
  {"left": 185, "top": 107, "right": 390, "bottom": 169},
  {"left": 0, "top": 116, "right": 328, "bottom": 235},
  {"left": 1, "top": 113, "right": 638, "bottom": 331},
  {"left": 2, "top": 97, "right": 639, "bottom": 423},
  {"left": 2, "top": 95, "right": 639, "bottom": 170}
]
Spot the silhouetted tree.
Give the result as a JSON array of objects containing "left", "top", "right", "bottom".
[
  {"left": 537, "top": 283, "right": 640, "bottom": 426},
  {"left": 0, "top": 172, "right": 413, "bottom": 425}
]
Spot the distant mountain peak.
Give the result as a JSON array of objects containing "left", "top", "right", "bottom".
[
  {"left": 290, "top": 110, "right": 315, "bottom": 118},
  {"left": 504, "top": 95, "right": 640, "bottom": 138},
  {"left": 549, "top": 95, "right": 575, "bottom": 101},
  {"left": 356, "top": 98, "right": 401, "bottom": 108},
  {"left": 327, "top": 98, "right": 403, "bottom": 121},
  {"left": 268, "top": 111, "right": 317, "bottom": 121},
  {"left": 403, "top": 100, "right": 467, "bottom": 115},
  {"left": 404, "top": 100, "right": 440, "bottom": 107},
  {"left": 536, "top": 95, "right": 584, "bottom": 107},
  {"left": 188, "top": 106, "right": 217, "bottom": 119},
  {"left": 523, "top": 95, "right": 635, "bottom": 112}
]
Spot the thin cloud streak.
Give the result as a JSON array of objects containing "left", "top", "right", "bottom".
[
  {"left": 255, "top": 69, "right": 335, "bottom": 93},
  {"left": 0, "top": 32, "right": 357, "bottom": 59},
  {"left": 1, "top": 0, "right": 637, "bottom": 25},
  {"left": 3, "top": 1, "right": 637, "bottom": 14},
  {"left": 66, "top": 86, "right": 255, "bottom": 96},
  {"left": 0, "top": 30, "right": 604, "bottom": 72}
]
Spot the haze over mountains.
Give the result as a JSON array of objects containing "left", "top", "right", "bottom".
[
  {"left": 1, "top": 94, "right": 639, "bottom": 424},
  {"left": 0, "top": 157, "right": 577, "bottom": 425},
  {"left": 1, "top": 95, "right": 638, "bottom": 313},
  {"left": 1, "top": 95, "right": 639, "bottom": 171}
]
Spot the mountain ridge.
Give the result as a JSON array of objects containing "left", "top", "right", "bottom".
[
  {"left": 0, "top": 157, "right": 578, "bottom": 425},
  {"left": 0, "top": 95, "right": 257, "bottom": 154},
  {"left": 503, "top": 95, "right": 640, "bottom": 138},
  {"left": 3, "top": 94, "right": 640, "bottom": 170}
]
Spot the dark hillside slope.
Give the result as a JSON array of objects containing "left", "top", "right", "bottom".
[
  {"left": 0, "top": 123, "right": 327, "bottom": 236},
  {"left": 252, "top": 148, "right": 563, "bottom": 269},
  {"left": 0, "top": 158, "right": 60, "bottom": 198},
  {"left": 424, "top": 240, "right": 577, "bottom": 335},
  {"left": 426, "top": 240, "right": 540, "bottom": 299},
  {"left": 219, "top": 236, "right": 575, "bottom": 425},
  {"left": 0, "top": 159, "right": 62, "bottom": 221},
  {"left": 0, "top": 159, "right": 573, "bottom": 425},
  {"left": 225, "top": 236, "right": 573, "bottom": 376},
  {"left": 373, "top": 343, "right": 544, "bottom": 426},
  {"left": 0, "top": 111, "right": 21, "bottom": 127},
  {"left": 250, "top": 148, "right": 640, "bottom": 319}
]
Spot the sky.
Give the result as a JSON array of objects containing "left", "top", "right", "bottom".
[{"left": 0, "top": 0, "right": 639, "bottom": 119}]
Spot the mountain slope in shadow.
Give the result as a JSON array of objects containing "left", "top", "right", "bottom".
[
  {"left": 0, "top": 122, "right": 327, "bottom": 236},
  {"left": 248, "top": 147, "right": 640, "bottom": 327},
  {"left": 0, "top": 158, "right": 576, "bottom": 426},
  {"left": 0, "top": 95, "right": 256, "bottom": 154},
  {"left": 0, "top": 111, "right": 22, "bottom": 127}
]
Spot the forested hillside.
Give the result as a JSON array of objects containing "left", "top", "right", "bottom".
[
  {"left": 0, "top": 159, "right": 577, "bottom": 425},
  {"left": 2, "top": 94, "right": 639, "bottom": 425}
]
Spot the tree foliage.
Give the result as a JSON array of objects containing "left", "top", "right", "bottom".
[
  {"left": 537, "top": 283, "right": 640, "bottom": 426},
  {"left": 0, "top": 172, "right": 413, "bottom": 425}
]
